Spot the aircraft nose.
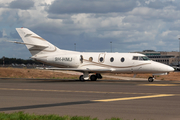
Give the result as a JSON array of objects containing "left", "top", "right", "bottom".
[
  {"left": 151, "top": 61, "right": 175, "bottom": 73},
  {"left": 167, "top": 66, "right": 174, "bottom": 72},
  {"left": 160, "top": 63, "right": 174, "bottom": 72}
]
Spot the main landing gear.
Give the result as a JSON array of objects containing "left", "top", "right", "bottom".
[
  {"left": 79, "top": 75, "right": 85, "bottom": 81},
  {"left": 90, "top": 75, "right": 97, "bottom": 81},
  {"left": 79, "top": 73, "right": 102, "bottom": 81},
  {"left": 148, "top": 76, "right": 155, "bottom": 82}
]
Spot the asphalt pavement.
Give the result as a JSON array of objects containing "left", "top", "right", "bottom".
[{"left": 0, "top": 78, "right": 180, "bottom": 120}]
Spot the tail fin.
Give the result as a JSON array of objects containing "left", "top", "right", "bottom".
[{"left": 16, "top": 28, "right": 59, "bottom": 56}]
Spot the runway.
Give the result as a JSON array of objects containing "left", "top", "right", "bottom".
[{"left": 0, "top": 78, "right": 180, "bottom": 120}]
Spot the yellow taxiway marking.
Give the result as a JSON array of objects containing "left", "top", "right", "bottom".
[
  {"left": 92, "top": 94, "right": 175, "bottom": 102},
  {"left": 139, "top": 84, "right": 179, "bottom": 86}
]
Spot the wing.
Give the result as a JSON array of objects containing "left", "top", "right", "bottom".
[{"left": 46, "top": 68, "right": 115, "bottom": 73}]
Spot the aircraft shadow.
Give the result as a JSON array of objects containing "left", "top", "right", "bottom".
[
  {"left": 0, "top": 78, "right": 81, "bottom": 83},
  {"left": 0, "top": 100, "right": 97, "bottom": 111}
]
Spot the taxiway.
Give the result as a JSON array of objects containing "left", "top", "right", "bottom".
[{"left": 0, "top": 78, "right": 180, "bottom": 120}]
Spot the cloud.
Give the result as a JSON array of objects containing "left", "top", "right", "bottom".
[
  {"left": 9, "top": 0, "right": 34, "bottom": 10},
  {"left": 47, "top": 0, "right": 137, "bottom": 14},
  {"left": 145, "top": 0, "right": 173, "bottom": 9},
  {"left": 1, "top": 0, "right": 180, "bottom": 59},
  {"left": 129, "top": 6, "right": 180, "bottom": 22},
  {"left": 0, "top": 31, "right": 3, "bottom": 38},
  {"left": 10, "top": 31, "right": 19, "bottom": 39}
]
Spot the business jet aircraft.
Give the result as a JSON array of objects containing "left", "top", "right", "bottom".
[{"left": 11, "top": 28, "right": 174, "bottom": 82}]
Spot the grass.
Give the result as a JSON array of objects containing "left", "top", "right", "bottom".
[
  {"left": 0, "top": 111, "right": 140, "bottom": 120},
  {"left": 0, "top": 112, "right": 98, "bottom": 120}
]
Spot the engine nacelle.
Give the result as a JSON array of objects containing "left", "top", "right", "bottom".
[{"left": 47, "top": 54, "right": 81, "bottom": 68}]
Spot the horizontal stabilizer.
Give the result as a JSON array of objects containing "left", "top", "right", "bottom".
[
  {"left": 8, "top": 41, "right": 48, "bottom": 48},
  {"left": 46, "top": 68, "right": 113, "bottom": 73}
]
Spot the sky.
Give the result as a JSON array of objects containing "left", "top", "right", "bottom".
[{"left": 1, "top": 0, "right": 180, "bottom": 59}]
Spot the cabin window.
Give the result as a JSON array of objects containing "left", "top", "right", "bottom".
[
  {"left": 121, "top": 57, "right": 125, "bottom": 62},
  {"left": 89, "top": 57, "right": 93, "bottom": 62},
  {"left": 139, "top": 56, "right": 149, "bottom": 61},
  {"left": 132, "top": 56, "right": 150, "bottom": 61},
  {"left": 110, "top": 57, "right": 114, "bottom": 62},
  {"left": 133, "top": 56, "right": 138, "bottom": 60},
  {"left": 99, "top": 57, "right": 104, "bottom": 62}
]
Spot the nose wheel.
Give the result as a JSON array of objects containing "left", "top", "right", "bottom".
[{"left": 148, "top": 76, "right": 154, "bottom": 82}]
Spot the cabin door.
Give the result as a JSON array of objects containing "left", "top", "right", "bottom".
[{"left": 80, "top": 55, "right": 83, "bottom": 63}]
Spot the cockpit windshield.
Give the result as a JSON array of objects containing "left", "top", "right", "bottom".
[{"left": 132, "top": 56, "right": 150, "bottom": 61}]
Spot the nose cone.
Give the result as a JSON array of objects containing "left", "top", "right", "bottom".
[
  {"left": 152, "top": 61, "right": 174, "bottom": 73},
  {"left": 167, "top": 66, "right": 174, "bottom": 72}
]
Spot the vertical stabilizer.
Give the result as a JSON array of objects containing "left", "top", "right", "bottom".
[{"left": 16, "top": 28, "right": 60, "bottom": 56}]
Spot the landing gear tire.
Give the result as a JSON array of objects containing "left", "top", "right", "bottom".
[
  {"left": 96, "top": 73, "right": 102, "bottom": 79},
  {"left": 90, "top": 75, "right": 97, "bottom": 81},
  {"left": 79, "top": 75, "right": 84, "bottom": 81},
  {"left": 148, "top": 77, "right": 154, "bottom": 82}
]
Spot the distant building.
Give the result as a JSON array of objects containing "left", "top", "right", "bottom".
[{"left": 136, "top": 50, "right": 180, "bottom": 65}]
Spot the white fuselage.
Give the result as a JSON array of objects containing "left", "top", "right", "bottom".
[{"left": 35, "top": 52, "right": 174, "bottom": 74}]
